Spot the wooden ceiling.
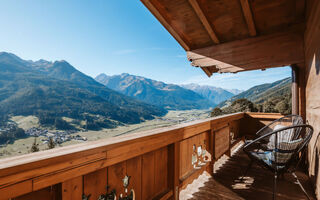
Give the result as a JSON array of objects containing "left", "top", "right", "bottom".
[{"left": 141, "top": 0, "right": 306, "bottom": 76}]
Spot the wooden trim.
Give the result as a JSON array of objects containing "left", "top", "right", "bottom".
[
  {"left": 240, "top": 0, "right": 256, "bottom": 36},
  {"left": 188, "top": 0, "right": 219, "bottom": 44},
  {"left": 0, "top": 180, "right": 32, "bottom": 200},
  {"left": 187, "top": 26, "right": 305, "bottom": 72},
  {"left": 291, "top": 65, "right": 299, "bottom": 115},
  {"left": 245, "top": 112, "right": 285, "bottom": 119},
  {"left": 140, "top": 0, "right": 191, "bottom": 51}
]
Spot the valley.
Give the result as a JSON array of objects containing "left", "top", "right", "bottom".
[{"left": 0, "top": 109, "right": 210, "bottom": 158}]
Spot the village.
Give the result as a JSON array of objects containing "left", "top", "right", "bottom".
[{"left": 25, "top": 127, "right": 87, "bottom": 144}]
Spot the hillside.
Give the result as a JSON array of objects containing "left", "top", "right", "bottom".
[
  {"left": 0, "top": 52, "right": 166, "bottom": 128},
  {"left": 95, "top": 73, "right": 214, "bottom": 110},
  {"left": 181, "top": 83, "right": 238, "bottom": 105},
  {"left": 218, "top": 77, "right": 291, "bottom": 108}
]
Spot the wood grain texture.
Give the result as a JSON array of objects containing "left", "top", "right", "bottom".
[
  {"left": 0, "top": 180, "right": 32, "bottom": 200},
  {"left": 140, "top": 0, "right": 191, "bottom": 50},
  {"left": 142, "top": 151, "right": 155, "bottom": 199},
  {"left": 188, "top": 0, "right": 219, "bottom": 43},
  {"left": 188, "top": 27, "right": 305, "bottom": 72},
  {"left": 304, "top": 0, "right": 320, "bottom": 198},
  {"left": 240, "top": 0, "right": 256, "bottom": 36},
  {"left": 83, "top": 168, "right": 107, "bottom": 200},
  {"left": 62, "top": 176, "right": 82, "bottom": 200},
  {"left": 214, "top": 126, "right": 230, "bottom": 159},
  {"left": 14, "top": 184, "right": 61, "bottom": 200}
]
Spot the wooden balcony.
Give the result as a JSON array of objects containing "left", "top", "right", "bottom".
[{"left": 0, "top": 112, "right": 314, "bottom": 199}]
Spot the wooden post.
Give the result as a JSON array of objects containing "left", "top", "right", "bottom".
[
  {"left": 291, "top": 65, "right": 299, "bottom": 115},
  {"left": 168, "top": 142, "right": 180, "bottom": 200}
]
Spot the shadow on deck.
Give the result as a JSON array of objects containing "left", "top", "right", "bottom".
[{"left": 180, "top": 145, "right": 315, "bottom": 200}]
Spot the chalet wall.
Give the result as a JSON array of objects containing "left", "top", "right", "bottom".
[{"left": 304, "top": 0, "right": 320, "bottom": 198}]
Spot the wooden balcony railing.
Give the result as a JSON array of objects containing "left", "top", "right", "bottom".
[{"left": 0, "top": 112, "right": 284, "bottom": 200}]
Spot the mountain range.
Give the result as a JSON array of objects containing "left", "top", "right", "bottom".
[
  {"left": 95, "top": 73, "right": 216, "bottom": 110},
  {"left": 0, "top": 52, "right": 166, "bottom": 126},
  {"left": 218, "top": 77, "right": 292, "bottom": 108},
  {"left": 180, "top": 84, "right": 242, "bottom": 105}
]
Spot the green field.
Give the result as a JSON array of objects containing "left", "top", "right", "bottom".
[{"left": 0, "top": 110, "right": 210, "bottom": 158}]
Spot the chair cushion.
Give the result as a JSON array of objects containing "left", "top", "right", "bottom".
[{"left": 267, "top": 125, "right": 294, "bottom": 149}]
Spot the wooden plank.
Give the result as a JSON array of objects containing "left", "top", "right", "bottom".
[
  {"left": 246, "top": 112, "right": 284, "bottom": 119},
  {"left": 0, "top": 180, "right": 32, "bottom": 200},
  {"left": 188, "top": 0, "right": 219, "bottom": 44},
  {"left": 240, "top": 0, "right": 256, "bottom": 36},
  {"left": 62, "top": 176, "right": 83, "bottom": 200},
  {"left": 33, "top": 159, "right": 109, "bottom": 191},
  {"left": 0, "top": 152, "right": 106, "bottom": 187},
  {"left": 214, "top": 126, "right": 230, "bottom": 159},
  {"left": 15, "top": 185, "right": 61, "bottom": 200},
  {"left": 126, "top": 156, "right": 142, "bottom": 200},
  {"left": 83, "top": 168, "right": 107, "bottom": 200},
  {"left": 140, "top": 0, "right": 191, "bottom": 51},
  {"left": 142, "top": 151, "right": 155, "bottom": 200},
  {"left": 173, "top": 142, "right": 180, "bottom": 200},
  {"left": 187, "top": 27, "right": 304, "bottom": 71},
  {"left": 291, "top": 64, "right": 299, "bottom": 115},
  {"left": 107, "top": 161, "right": 126, "bottom": 198},
  {"left": 154, "top": 147, "right": 168, "bottom": 197}
]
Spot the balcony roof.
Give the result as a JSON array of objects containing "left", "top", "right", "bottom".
[{"left": 141, "top": 0, "right": 306, "bottom": 76}]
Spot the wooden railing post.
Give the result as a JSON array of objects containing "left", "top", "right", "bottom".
[
  {"left": 206, "top": 129, "right": 214, "bottom": 176},
  {"left": 168, "top": 142, "right": 180, "bottom": 200}
]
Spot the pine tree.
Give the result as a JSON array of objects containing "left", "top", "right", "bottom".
[
  {"left": 47, "top": 137, "right": 55, "bottom": 149},
  {"left": 31, "top": 137, "right": 39, "bottom": 152}
]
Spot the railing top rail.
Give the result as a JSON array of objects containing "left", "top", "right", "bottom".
[{"left": 0, "top": 112, "right": 245, "bottom": 174}]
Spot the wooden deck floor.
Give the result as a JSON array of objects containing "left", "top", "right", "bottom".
[{"left": 180, "top": 146, "right": 315, "bottom": 200}]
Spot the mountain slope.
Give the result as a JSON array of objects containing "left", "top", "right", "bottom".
[
  {"left": 218, "top": 77, "right": 292, "bottom": 108},
  {"left": 181, "top": 84, "right": 237, "bottom": 105},
  {"left": 95, "top": 73, "right": 214, "bottom": 110},
  {"left": 0, "top": 52, "right": 166, "bottom": 125}
]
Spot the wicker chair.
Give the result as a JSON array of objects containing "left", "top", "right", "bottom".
[{"left": 242, "top": 122, "right": 313, "bottom": 200}]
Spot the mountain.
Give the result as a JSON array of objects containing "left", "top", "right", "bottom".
[
  {"left": 218, "top": 77, "right": 292, "bottom": 108},
  {"left": 225, "top": 89, "right": 243, "bottom": 95},
  {"left": 181, "top": 84, "right": 238, "bottom": 105},
  {"left": 95, "top": 73, "right": 214, "bottom": 110},
  {"left": 0, "top": 52, "right": 166, "bottom": 127}
]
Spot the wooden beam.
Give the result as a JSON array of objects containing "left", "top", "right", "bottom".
[
  {"left": 240, "top": 0, "right": 257, "bottom": 36},
  {"left": 291, "top": 65, "right": 299, "bottom": 115},
  {"left": 140, "top": 0, "right": 191, "bottom": 51},
  {"left": 187, "top": 27, "right": 304, "bottom": 73},
  {"left": 188, "top": 0, "right": 220, "bottom": 44}
]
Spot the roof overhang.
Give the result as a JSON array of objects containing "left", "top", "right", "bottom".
[{"left": 141, "top": 0, "right": 306, "bottom": 77}]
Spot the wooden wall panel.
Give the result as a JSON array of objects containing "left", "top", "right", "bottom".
[
  {"left": 142, "top": 151, "right": 155, "bottom": 200},
  {"left": 126, "top": 156, "right": 142, "bottom": 200},
  {"left": 14, "top": 184, "right": 61, "bottom": 200},
  {"left": 62, "top": 176, "right": 82, "bottom": 200},
  {"left": 179, "top": 132, "right": 209, "bottom": 180},
  {"left": 214, "top": 126, "right": 229, "bottom": 159},
  {"left": 83, "top": 168, "right": 107, "bottom": 200},
  {"left": 154, "top": 147, "right": 168, "bottom": 196},
  {"left": 107, "top": 161, "right": 126, "bottom": 198},
  {"left": 304, "top": 0, "right": 320, "bottom": 198}
]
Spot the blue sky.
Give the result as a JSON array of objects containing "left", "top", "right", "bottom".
[{"left": 0, "top": 0, "right": 291, "bottom": 90}]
